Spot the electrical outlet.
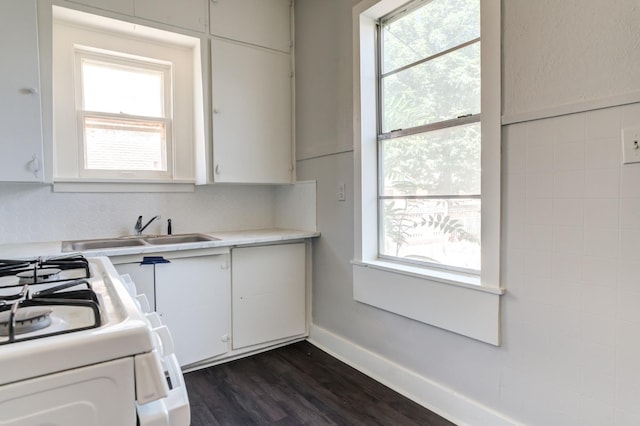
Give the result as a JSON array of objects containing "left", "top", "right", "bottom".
[
  {"left": 338, "top": 183, "right": 346, "bottom": 201},
  {"left": 622, "top": 125, "right": 640, "bottom": 164}
]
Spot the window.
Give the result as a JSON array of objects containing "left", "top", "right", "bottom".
[
  {"left": 353, "top": 0, "right": 502, "bottom": 345},
  {"left": 52, "top": 6, "right": 204, "bottom": 191},
  {"left": 378, "top": 0, "right": 481, "bottom": 273},
  {"left": 76, "top": 49, "right": 172, "bottom": 178}
]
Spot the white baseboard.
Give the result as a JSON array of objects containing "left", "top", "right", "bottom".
[{"left": 307, "top": 324, "right": 519, "bottom": 426}]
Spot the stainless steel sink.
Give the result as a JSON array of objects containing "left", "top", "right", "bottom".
[
  {"left": 62, "top": 238, "right": 147, "bottom": 252},
  {"left": 61, "top": 233, "right": 219, "bottom": 252},
  {"left": 143, "top": 234, "right": 219, "bottom": 245}
]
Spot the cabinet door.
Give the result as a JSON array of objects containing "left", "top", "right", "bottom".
[
  {"left": 135, "top": 0, "right": 207, "bottom": 32},
  {"left": 155, "top": 255, "right": 230, "bottom": 366},
  {"left": 65, "top": 0, "right": 134, "bottom": 15},
  {"left": 209, "top": 0, "right": 291, "bottom": 53},
  {"left": 232, "top": 243, "right": 305, "bottom": 349},
  {"left": 211, "top": 39, "right": 292, "bottom": 184},
  {"left": 114, "top": 262, "right": 156, "bottom": 311},
  {"left": 0, "top": 1, "right": 44, "bottom": 182}
]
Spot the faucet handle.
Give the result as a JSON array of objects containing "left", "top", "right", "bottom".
[{"left": 135, "top": 216, "right": 143, "bottom": 234}]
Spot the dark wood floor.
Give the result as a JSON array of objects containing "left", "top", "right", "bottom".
[{"left": 184, "top": 341, "right": 455, "bottom": 426}]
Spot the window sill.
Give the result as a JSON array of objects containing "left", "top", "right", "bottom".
[
  {"left": 53, "top": 180, "right": 195, "bottom": 193},
  {"left": 352, "top": 259, "right": 504, "bottom": 346},
  {"left": 352, "top": 259, "right": 504, "bottom": 295}
]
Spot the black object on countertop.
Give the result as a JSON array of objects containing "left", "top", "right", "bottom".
[{"left": 168, "top": 219, "right": 172, "bottom": 235}]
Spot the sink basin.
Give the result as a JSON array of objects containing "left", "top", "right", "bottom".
[
  {"left": 62, "top": 238, "right": 147, "bottom": 252},
  {"left": 61, "top": 233, "right": 219, "bottom": 252},
  {"left": 143, "top": 234, "right": 219, "bottom": 245}
]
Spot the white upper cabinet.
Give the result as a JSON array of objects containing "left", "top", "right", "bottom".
[
  {"left": 209, "top": 0, "right": 291, "bottom": 52},
  {"left": 65, "top": 0, "right": 133, "bottom": 17},
  {"left": 66, "top": 0, "right": 207, "bottom": 32},
  {"left": 0, "top": 0, "right": 44, "bottom": 182},
  {"left": 135, "top": 0, "right": 207, "bottom": 33},
  {"left": 211, "top": 39, "right": 293, "bottom": 184}
]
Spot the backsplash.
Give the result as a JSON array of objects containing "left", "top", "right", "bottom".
[{"left": 0, "top": 184, "right": 276, "bottom": 244}]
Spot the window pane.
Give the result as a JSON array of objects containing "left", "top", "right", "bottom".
[
  {"left": 82, "top": 59, "right": 164, "bottom": 117},
  {"left": 83, "top": 116, "right": 166, "bottom": 171},
  {"left": 380, "top": 123, "right": 480, "bottom": 196},
  {"left": 380, "top": 198, "right": 480, "bottom": 270},
  {"left": 381, "top": 42, "right": 479, "bottom": 133},
  {"left": 382, "top": 0, "right": 479, "bottom": 74}
]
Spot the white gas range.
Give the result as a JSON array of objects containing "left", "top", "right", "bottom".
[{"left": 0, "top": 254, "right": 189, "bottom": 425}]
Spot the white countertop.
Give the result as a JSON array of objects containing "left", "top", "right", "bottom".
[{"left": 0, "top": 228, "right": 320, "bottom": 259}]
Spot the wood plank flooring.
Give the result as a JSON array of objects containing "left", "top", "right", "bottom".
[{"left": 184, "top": 341, "right": 455, "bottom": 425}]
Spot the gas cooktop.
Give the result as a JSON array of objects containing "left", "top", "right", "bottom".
[
  {"left": 0, "top": 256, "right": 155, "bottom": 385},
  {"left": 0, "top": 255, "right": 100, "bottom": 345}
]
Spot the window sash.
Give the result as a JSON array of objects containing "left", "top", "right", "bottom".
[
  {"left": 74, "top": 48, "right": 173, "bottom": 179},
  {"left": 377, "top": 194, "right": 481, "bottom": 273},
  {"left": 75, "top": 48, "right": 172, "bottom": 119},
  {"left": 77, "top": 111, "right": 173, "bottom": 179},
  {"left": 376, "top": 0, "right": 481, "bottom": 273},
  {"left": 380, "top": 37, "right": 480, "bottom": 80},
  {"left": 377, "top": 0, "right": 481, "bottom": 137},
  {"left": 377, "top": 113, "right": 480, "bottom": 141}
]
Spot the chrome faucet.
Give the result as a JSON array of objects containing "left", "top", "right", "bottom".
[{"left": 134, "top": 215, "right": 161, "bottom": 235}]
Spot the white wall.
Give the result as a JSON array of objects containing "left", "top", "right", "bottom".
[
  {"left": 0, "top": 184, "right": 275, "bottom": 244},
  {"left": 294, "top": 0, "right": 355, "bottom": 160},
  {"left": 502, "top": 0, "right": 640, "bottom": 118},
  {"left": 296, "top": 0, "right": 640, "bottom": 424}
]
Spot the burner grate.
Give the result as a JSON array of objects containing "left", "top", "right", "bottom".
[
  {"left": 0, "top": 255, "right": 102, "bottom": 345},
  {"left": 0, "top": 255, "right": 91, "bottom": 288},
  {"left": 0, "top": 291, "right": 102, "bottom": 344}
]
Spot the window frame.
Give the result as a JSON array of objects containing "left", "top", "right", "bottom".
[
  {"left": 352, "top": 0, "right": 502, "bottom": 345},
  {"left": 74, "top": 48, "right": 174, "bottom": 180},
  {"left": 51, "top": 6, "right": 204, "bottom": 191}
]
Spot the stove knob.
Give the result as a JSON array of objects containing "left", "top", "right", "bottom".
[
  {"left": 119, "top": 274, "right": 137, "bottom": 297},
  {"left": 135, "top": 294, "right": 151, "bottom": 313},
  {"left": 153, "top": 325, "right": 175, "bottom": 357},
  {"left": 134, "top": 352, "right": 169, "bottom": 404},
  {"left": 145, "top": 312, "right": 162, "bottom": 328}
]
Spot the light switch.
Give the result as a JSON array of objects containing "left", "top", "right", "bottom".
[
  {"left": 338, "top": 183, "right": 346, "bottom": 201},
  {"left": 622, "top": 125, "right": 640, "bottom": 164}
]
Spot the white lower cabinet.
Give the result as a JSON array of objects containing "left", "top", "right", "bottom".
[
  {"left": 112, "top": 249, "right": 231, "bottom": 367},
  {"left": 110, "top": 241, "right": 307, "bottom": 369},
  {"left": 231, "top": 243, "right": 306, "bottom": 349},
  {"left": 155, "top": 254, "right": 230, "bottom": 366},
  {"left": 114, "top": 261, "right": 155, "bottom": 310}
]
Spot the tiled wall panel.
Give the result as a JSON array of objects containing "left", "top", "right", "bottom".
[{"left": 502, "top": 103, "right": 640, "bottom": 423}]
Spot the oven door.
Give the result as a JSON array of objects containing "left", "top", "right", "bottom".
[
  {"left": 0, "top": 357, "right": 136, "bottom": 426},
  {"left": 137, "top": 352, "right": 190, "bottom": 426}
]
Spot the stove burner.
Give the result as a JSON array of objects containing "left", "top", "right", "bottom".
[
  {"left": 0, "top": 306, "right": 53, "bottom": 336},
  {"left": 0, "top": 254, "right": 102, "bottom": 345},
  {"left": 0, "top": 255, "right": 90, "bottom": 281},
  {"left": 17, "top": 268, "right": 62, "bottom": 284}
]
